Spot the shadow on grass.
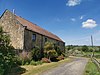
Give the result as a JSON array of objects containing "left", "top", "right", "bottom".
[{"left": 6, "top": 66, "right": 26, "bottom": 75}]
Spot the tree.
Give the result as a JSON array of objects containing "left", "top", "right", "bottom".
[
  {"left": 82, "top": 45, "right": 89, "bottom": 52},
  {"left": 67, "top": 45, "right": 74, "bottom": 50},
  {"left": 0, "top": 27, "right": 15, "bottom": 75}
]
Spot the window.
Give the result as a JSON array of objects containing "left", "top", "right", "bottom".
[
  {"left": 58, "top": 42, "right": 60, "bottom": 45},
  {"left": 16, "top": 21, "right": 19, "bottom": 24},
  {"left": 32, "top": 34, "right": 36, "bottom": 41},
  {"left": 45, "top": 37, "right": 47, "bottom": 42}
]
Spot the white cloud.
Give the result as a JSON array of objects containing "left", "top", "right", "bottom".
[
  {"left": 80, "top": 15, "right": 85, "bottom": 20},
  {"left": 82, "top": 19, "right": 97, "bottom": 28},
  {"left": 66, "top": 0, "right": 82, "bottom": 6},
  {"left": 71, "top": 18, "right": 76, "bottom": 22}
]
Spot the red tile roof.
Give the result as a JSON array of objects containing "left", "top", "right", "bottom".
[{"left": 15, "top": 16, "right": 64, "bottom": 42}]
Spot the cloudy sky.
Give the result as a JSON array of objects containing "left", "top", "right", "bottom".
[{"left": 0, "top": 0, "right": 100, "bottom": 46}]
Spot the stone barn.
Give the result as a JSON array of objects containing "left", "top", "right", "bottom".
[{"left": 0, "top": 9, "right": 65, "bottom": 53}]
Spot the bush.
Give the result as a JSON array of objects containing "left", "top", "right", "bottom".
[
  {"left": 25, "top": 62, "right": 29, "bottom": 65},
  {"left": 44, "top": 42, "right": 58, "bottom": 59},
  {"left": 30, "top": 60, "right": 37, "bottom": 66},
  {"left": 82, "top": 45, "right": 89, "bottom": 52},
  {"left": 41, "top": 58, "right": 51, "bottom": 63},
  {"left": 16, "top": 51, "right": 32, "bottom": 65},
  {"left": 30, "top": 60, "right": 43, "bottom": 66},
  {"left": 0, "top": 27, "right": 16, "bottom": 75},
  {"left": 0, "top": 65, "right": 4, "bottom": 75},
  {"left": 31, "top": 46, "right": 41, "bottom": 61},
  {"left": 54, "top": 45, "right": 62, "bottom": 55},
  {"left": 57, "top": 55, "right": 64, "bottom": 61},
  {"left": 36, "top": 61, "right": 43, "bottom": 65}
]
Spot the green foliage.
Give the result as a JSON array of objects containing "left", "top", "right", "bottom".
[
  {"left": 44, "top": 42, "right": 58, "bottom": 59},
  {"left": 0, "top": 27, "right": 16, "bottom": 75},
  {"left": 84, "top": 60, "right": 100, "bottom": 75},
  {"left": 36, "top": 61, "right": 43, "bottom": 65},
  {"left": 54, "top": 45, "right": 62, "bottom": 56},
  {"left": 56, "top": 55, "right": 64, "bottom": 61},
  {"left": 66, "top": 45, "right": 74, "bottom": 50},
  {"left": 82, "top": 45, "right": 89, "bottom": 52},
  {"left": 30, "top": 60, "right": 37, "bottom": 65},
  {"left": 30, "top": 60, "right": 43, "bottom": 65},
  {"left": 16, "top": 51, "right": 32, "bottom": 65},
  {"left": 31, "top": 46, "right": 41, "bottom": 61}
]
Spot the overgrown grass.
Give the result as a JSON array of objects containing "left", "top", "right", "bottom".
[
  {"left": 84, "top": 60, "right": 100, "bottom": 75},
  {"left": 21, "top": 58, "right": 72, "bottom": 75}
]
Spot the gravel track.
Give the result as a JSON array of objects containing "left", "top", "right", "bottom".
[{"left": 40, "top": 57, "right": 88, "bottom": 75}]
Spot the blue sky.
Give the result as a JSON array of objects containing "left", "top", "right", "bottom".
[{"left": 0, "top": 0, "right": 100, "bottom": 46}]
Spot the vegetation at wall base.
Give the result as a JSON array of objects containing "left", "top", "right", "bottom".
[
  {"left": 19, "top": 58, "right": 71, "bottom": 75},
  {"left": 31, "top": 46, "right": 41, "bottom": 61},
  {"left": 44, "top": 42, "right": 65, "bottom": 62}
]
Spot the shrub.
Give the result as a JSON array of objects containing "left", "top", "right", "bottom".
[
  {"left": 0, "top": 27, "right": 16, "bottom": 75},
  {"left": 0, "top": 65, "right": 4, "bottom": 75},
  {"left": 36, "top": 61, "right": 43, "bottom": 65},
  {"left": 25, "top": 62, "right": 29, "bottom": 65},
  {"left": 54, "top": 45, "right": 62, "bottom": 56},
  {"left": 31, "top": 46, "right": 41, "bottom": 61},
  {"left": 44, "top": 42, "right": 58, "bottom": 59},
  {"left": 57, "top": 55, "right": 64, "bottom": 61},
  {"left": 30, "top": 60, "right": 37, "bottom": 66},
  {"left": 82, "top": 45, "right": 89, "bottom": 52},
  {"left": 41, "top": 58, "right": 51, "bottom": 63},
  {"left": 16, "top": 51, "right": 32, "bottom": 65},
  {"left": 30, "top": 60, "right": 43, "bottom": 66}
]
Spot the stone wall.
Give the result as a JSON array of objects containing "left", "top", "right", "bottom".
[
  {"left": 24, "top": 29, "right": 43, "bottom": 50},
  {"left": 24, "top": 29, "right": 65, "bottom": 51},
  {"left": 0, "top": 10, "right": 25, "bottom": 50},
  {"left": 0, "top": 10, "right": 65, "bottom": 52}
]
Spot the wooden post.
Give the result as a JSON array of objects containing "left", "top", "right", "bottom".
[{"left": 91, "top": 35, "right": 94, "bottom": 57}]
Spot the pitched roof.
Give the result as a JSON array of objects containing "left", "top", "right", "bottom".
[{"left": 15, "top": 15, "right": 64, "bottom": 42}]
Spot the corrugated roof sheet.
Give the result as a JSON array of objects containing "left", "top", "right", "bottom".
[{"left": 15, "top": 15, "right": 64, "bottom": 42}]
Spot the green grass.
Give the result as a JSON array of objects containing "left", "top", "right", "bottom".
[
  {"left": 21, "top": 58, "right": 72, "bottom": 75},
  {"left": 84, "top": 60, "right": 100, "bottom": 75},
  {"left": 84, "top": 52, "right": 100, "bottom": 55},
  {"left": 83, "top": 52, "right": 100, "bottom": 58}
]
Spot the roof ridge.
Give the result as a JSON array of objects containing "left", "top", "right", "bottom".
[{"left": 17, "top": 15, "right": 38, "bottom": 26}]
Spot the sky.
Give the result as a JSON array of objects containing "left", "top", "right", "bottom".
[{"left": 0, "top": 0, "right": 100, "bottom": 46}]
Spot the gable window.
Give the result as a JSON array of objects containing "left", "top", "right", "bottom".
[{"left": 32, "top": 34, "right": 36, "bottom": 41}]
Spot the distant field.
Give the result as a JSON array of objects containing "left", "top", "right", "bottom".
[
  {"left": 84, "top": 52, "right": 100, "bottom": 58},
  {"left": 85, "top": 52, "right": 100, "bottom": 55}
]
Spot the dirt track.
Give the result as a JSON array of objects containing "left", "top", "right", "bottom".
[{"left": 40, "top": 57, "right": 88, "bottom": 75}]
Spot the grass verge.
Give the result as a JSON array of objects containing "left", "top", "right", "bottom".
[
  {"left": 21, "top": 58, "right": 72, "bottom": 75},
  {"left": 84, "top": 60, "right": 100, "bottom": 75}
]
